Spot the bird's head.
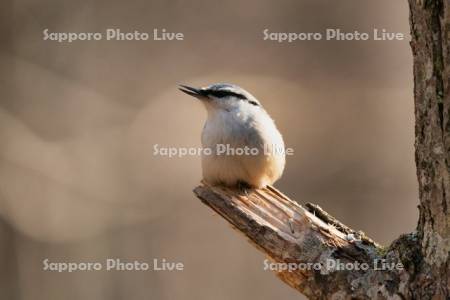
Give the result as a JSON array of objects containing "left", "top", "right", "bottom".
[{"left": 179, "top": 83, "right": 261, "bottom": 112}]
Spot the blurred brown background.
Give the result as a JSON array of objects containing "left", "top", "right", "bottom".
[{"left": 0, "top": 0, "right": 417, "bottom": 299}]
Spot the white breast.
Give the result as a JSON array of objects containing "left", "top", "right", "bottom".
[{"left": 201, "top": 105, "right": 285, "bottom": 188}]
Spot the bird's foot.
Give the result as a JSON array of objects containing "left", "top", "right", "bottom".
[{"left": 236, "top": 180, "right": 253, "bottom": 196}]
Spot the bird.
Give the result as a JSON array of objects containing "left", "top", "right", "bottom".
[{"left": 179, "top": 83, "right": 285, "bottom": 189}]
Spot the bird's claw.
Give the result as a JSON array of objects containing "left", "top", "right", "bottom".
[{"left": 237, "top": 181, "right": 252, "bottom": 196}]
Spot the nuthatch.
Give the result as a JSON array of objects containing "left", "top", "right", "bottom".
[{"left": 179, "top": 83, "right": 285, "bottom": 189}]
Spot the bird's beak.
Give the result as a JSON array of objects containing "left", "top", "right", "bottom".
[{"left": 178, "top": 84, "right": 207, "bottom": 100}]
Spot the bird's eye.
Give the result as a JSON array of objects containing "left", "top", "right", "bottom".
[
  {"left": 208, "top": 90, "right": 247, "bottom": 100},
  {"left": 210, "top": 90, "right": 232, "bottom": 98}
]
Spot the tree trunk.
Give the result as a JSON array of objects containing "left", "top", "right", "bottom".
[
  {"left": 194, "top": 1, "right": 449, "bottom": 299},
  {"left": 409, "top": 0, "right": 449, "bottom": 298}
]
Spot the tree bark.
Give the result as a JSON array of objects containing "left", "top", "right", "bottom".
[
  {"left": 194, "top": 183, "right": 413, "bottom": 299},
  {"left": 193, "top": 1, "right": 449, "bottom": 299},
  {"left": 409, "top": 0, "right": 449, "bottom": 298}
]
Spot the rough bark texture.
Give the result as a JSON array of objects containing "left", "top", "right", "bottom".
[
  {"left": 409, "top": 0, "right": 450, "bottom": 298},
  {"left": 193, "top": 1, "right": 449, "bottom": 299},
  {"left": 194, "top": 183, "right": 415, "bottom": 299}
]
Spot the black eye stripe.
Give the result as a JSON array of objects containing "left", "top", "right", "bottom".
[
  {"left": 207, "top": 90, "right": 247, "bottom": 100},
  {"left": 205, "top": 89, "right": 260, "bottom": 106}
]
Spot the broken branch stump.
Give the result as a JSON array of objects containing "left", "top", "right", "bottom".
[{"left": 193, "top": 182, "right": 414, "bottom": 299}]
